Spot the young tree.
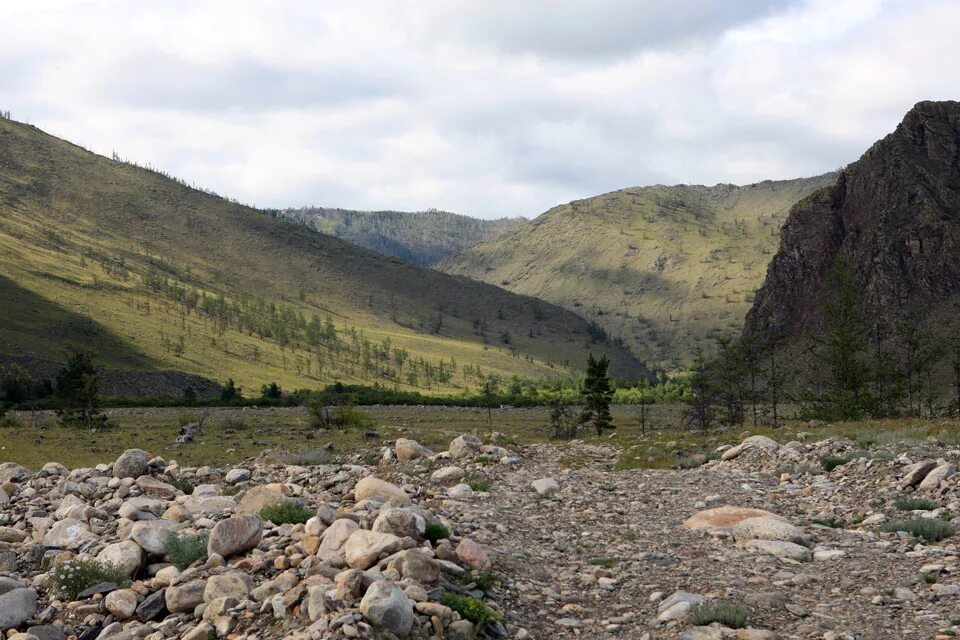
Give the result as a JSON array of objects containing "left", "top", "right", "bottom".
[
  {"left": 261, "top": 382, "right": 282, "bottom": 401},
  {"left": 714, "top": 336, "right": 745, "bottom": 426},
  {"left": 55, "top": 351, "right": 106, "bottom": 430},
  {"left": 952, "top": 337, "right": 960, "bottom": 416},
  {"left": 740, "top": 335, "right": 763, "bottom": 428},
  {"left": 478, "top": 375, "right": 501, "bottom": 435},
  {"left": 582, "top": 354, "right": 613, "bottom": 435},
  {"left": 221, "top": 378, "right": 243, "bottom": 403},
  {"left": 547, "top": 386, "right": 583, "bottom": 439},
  {"left": 637, "top": 375, "right": 653, "bottom": 436},
  {"left": 809, "top": 257, "right": 870, "bottom": 420},
  {"left": 684, "top": 348, "right": 715, "bottom": 431}
]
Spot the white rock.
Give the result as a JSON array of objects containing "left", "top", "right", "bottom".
[
  {"left": 531, "top": 478, "right": 559, "bottom": 496},
  {"left": 354, "top": 477, "right": 410, "bottom": 506},
  {"left": 344, "top": 530, "right": 403, "bottom": 570}
]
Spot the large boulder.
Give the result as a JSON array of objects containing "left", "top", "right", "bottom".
[
  {"left": 344, "top": 530, "right": 403, "bottom": 570},
  {"left": 97, "top": 541, "right": 144, "bottom": 577},
  {"left": 165, "top": 580, "right": 206, "bottom": 613},
  {"left": 236, "top": 485, "right": 287, "bottom": 515},
  {"left": 372, "top": 508, "right": 426, "bottom": 540},
  {"left": 0, "top": 588, "right": 37, "bottom": 630},
  {"left": 720, "top": 435, "right": 780, "bottom": 461},
  {"left": 531, "top": 478, "right": 559, "bottom": 496},
  {"left": 388, "top": 549, "right": 440, "bottom": 583},
  {"left": 901, "top": 460, "right": 937, "bottom": 488},
  {"left": 316, "top": 519, "right": 359, "bottom": 567},
  {"left": 732, "top": 516, "right": 811, "bottom": 547},
  {"left": 129, "top": 520, "right": 180, "bottom": 555},
  {"left": 204, "top": 572, "right": 253, "bottom": 602},
  {"left": 657, "top": 590, "right": 705, "bottom": 621},
  {"left": 683, "top": 506, "right": 781, "bottom": 530},
  {"left": 42, "top": 519, "right": 96, "bottom": 550},
  {"left": 394, "top": 438, "right": 432, "bottom": 462},
  {"left": 135, "top": 476, "right": 177, "bottom": 498},
  {"left": 740, "top": 539, "right": 812, "bottom": 562},
  {"left": 104, "top": 589, "right": 138, "bottom": 619},
  {"left": 456, "top": 538, "right": 491, "bottom": 570},
  {"left": 918, "top": 463, "right": 957, "bottom": 491},
  {"left": 0, "top": 462, "right": 30, "bottom": 484},
  {"left": 360, "top": 581, "right": 413, "bottom": 638},
  {"left": 354, "top": 477, "right": 410, "bottom": 506},
  {"left": 430, "top": 466, "right": 466, "bottom": 484},
  {"left": 207, "top": 515, "right": 263, "bottom": 558},
  {"left": 114, "top": 449, "right": 150, "bottom": 479},
  {"left": 448, "top": 435, "right": 482, "bottom": 460}
]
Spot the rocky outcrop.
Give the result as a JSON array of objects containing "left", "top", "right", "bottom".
[{"left": 745, "top": 100, "right": 960, "bottom": 342}]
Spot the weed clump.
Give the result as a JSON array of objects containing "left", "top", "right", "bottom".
[
  {"left": 881, "top": 518, "right": 955, "bottom": 542},
  {"left": 165, "top": 532, "right": 208, "bottom": 569},
  {"left": 894, "top": 496, "right": 938, "bottom": 511},
  {"left": 819, "top": 455, "right": 850, "bottom": 472},
  {"left": 441, "top": 592, "right": 497, "bottom": 625},
  {"left": 167, "top": 477, "right": 194, "bottom": 495},
  {"left": 425, "top": 522, "right": 450, "bottom": 543},
  {"left": 49, "top": 559, "right": 130, "bottom": 600},
  {"left": 687, "top": 600, "right": 748, "bottom": 628},
  {"left": 260, "top": 501, "right": 314, "bottom": 525},
  {"left": 465, "top": 475, "right": 490, "bottom": 492}
]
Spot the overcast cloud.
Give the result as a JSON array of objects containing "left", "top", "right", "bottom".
[{"left": 1, "top": 0, "right": 958, "bottom": 218}]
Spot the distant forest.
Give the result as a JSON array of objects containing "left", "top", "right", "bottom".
[{"left": 277, "top": 207, "right": 527, "bottom": 266}]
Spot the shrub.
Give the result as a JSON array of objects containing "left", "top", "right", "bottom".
[
  {"left": 165, "top": 532, "right": 208, "bottom": 569},
  {"left": 425, "top": 522, "right": 450, "bottom": 543},
  {"left": 219, "top": 414, "right": 247, "bottom": 430},
  {"left": 819, "top": 455, "right": 850, "bottom": 472},
  {"left": 687, "top": 600, "right": 748, "bottom": 628},
  {"left": 309, "top": 398, "right": 375, "bottom": 430},
  {"left": 49, "top": 558, "right": 130, "bottom": 600},
  {"left": 458, "top": 570, "right": 496, "bottom": 592},
  {"left": 894, "top": 497, "right": 938, "bottom": 511},
  {"left": 167, "top": 477, "right": 195, "bottom": 495},
  {"left": 473, "top": 455, "right": 495, "bottom": 464},
  {"left": 274, "top": 448, "right": 331, "bottom": 466},
  {"left": 465, "top": 475, "right": 490, "bottom": 492},
  {"left": 881, "top": 519, "right": 955, "bottom": 542},
  {"left": 441, "top": 592, "right": 497, "bottom": 625},
  {"left": 260, "top": 501, "right": 314, "bottom": 525}
]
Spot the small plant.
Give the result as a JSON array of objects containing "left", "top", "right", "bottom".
[
  {"left": 165, "top": 532, "right": 208, "bottom": 569},
  {"left": 222, "top": 484, "right": 242, "bottom": 496},
  {"left": 881, "top": 519, "right": 956, "bottom": 542},
  {"left": 456, "top": 570, "right": 497, "bottom": 592},
  {"left": 260, "top": 501, "right": 314, "bottom": 525},
  {"left": 167, "top": 477, "right": 194, "bottom": 495},
  {"left": 588, "top": 557, "right": 618, "bottom": 568},
  {"left": 894, "top": 497, "right": 938, "bottom": 511},
  {"left": 473, "top": 455, "right": 495, "bottom": 464},
  {"left": 687, "top": 600, "right": 748, "bottom": 628},
  {"left": 922, "top": 571, "right": 940, "bottom": 584},
  {"left": 49, "top": 558, "right": 130, "bottom": 600},
  {"left": 812, "top": 516, "right": 846, "bottom": 529},
  {"left": 424, "top": 522, "right": 450, "bottom": 543},
  {"left": 819, "top": 455, "right": 850, "bottom": 472},
  {"left": 465, "top": 475, "right": 490, "bottom": 492},
  {"left": 441, "top": 592, "right": 497, "bottom": 625}
]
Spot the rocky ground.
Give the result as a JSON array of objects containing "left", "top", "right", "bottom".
[{"left": 0, "top": 429, "right": 958, "bottom": 639}]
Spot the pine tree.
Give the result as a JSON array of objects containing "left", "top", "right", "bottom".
[
  {"left": 582, "top": 354, "right": 613, "bottom": 435},
  {"left": 55, "top": 351, "right": 106, "bottom": 430}
]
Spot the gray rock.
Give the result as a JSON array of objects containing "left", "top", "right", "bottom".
[
  {"left": 113, "top": 449, "right": 150, "bottom": 479},
  {"left": 316, "top": 519, "right": 359, "bottom": 567},
  {"left": 207, "top": 515, "right": 263, "bottom": 558},
  {"left": 27, "top": 625, "right": 67, "bottom": 640},
  {"left": 136, "top": 589, "right": 167, "bottom": 622},
  {"left": 0, "top": 587, "right": 38, "bottom": 630},
  {"left": 165, "top": 580, "right": 206, "bottom": 613},
  {"left": 918, "top": 462, "right": 956, "bottom": 491},
  {"left": 371, "top": 508, "right": 425, "bottom": 539},
  {"left": 353, "top": 477, "right": 410, "bottom": 506},
  {"left": 732, "top": 516, "right": 810, "bottom": 546},
  {"left": 741, "top": 539, "right": 813, "bottom": 562},
  {"left": 360, "top": 581, "right": 413, "bottom": 638},
  {"left": 394, "top": 438, "right": 432, "bottom": 462},
  {"left": 901, "top": 460, "right": 937, "bottom": 488},
  {"left": 448, "top": 435, "right": 482, "bottom": 460},
  {"left": 531, "top": 478, "right": 559, "bottom": 496},
  {"left": 129, "top": 520, "right": 179, "bottom": 555},
  {"left": 224, "top": 468, "right": 250, "bottom": 484},
  {"left": 344, "top": 530, "right": 403, "bottom": 570},
  {"left": 42, "top": 519, "right": 96, "bottom": 549},
  {"left": 656, "top": 590, "right": 704, "bottom": 621},
  {"left": 96, "top": 541, "right": 144, "bottom": 577}
]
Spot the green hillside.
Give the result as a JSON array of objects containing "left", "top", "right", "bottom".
[
  {"left": 0, "top": 117, "right": 644, "bottom": 396},
  {"left": 440, "top": 175, "right": 838, "bottom": 370},
  {"left": 279, "top": 207, "right": 527, "bottom": 266}
]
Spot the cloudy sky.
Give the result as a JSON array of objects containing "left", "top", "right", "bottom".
[{"left": 2, "top": 0, "right": 958, "bottom": 219}]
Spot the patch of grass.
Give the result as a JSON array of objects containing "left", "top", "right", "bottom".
[
  {"left": 273, "top": 448, "right": 332, "bottom": 466},
  {"left": 260, "top": 501, "right": 314, "bottom": 525},
  {"left": 588, "top": 557, "right": 618, "bottom": 568},
  {"left": 218, "top": 414, "right": 247, "bottom": 430},
  {"left": 465, "top": 474, "right": 490, "bottom": 492},
  {"left": 424, "top": 522, "right": 450, "bottom": 543},
  {"left": 922, "top": 572, "right": 939, "bottom": 584},
  {"left": 457, "top": 570, "right": 497, "bottom": 592},
  {"left": 0, "top": 413, "right": 26, "bottom": 428},
  {"left": 441, "top": 592, "right": 497, "bottom": 625},
  {"left": 165, "top": 532, "right": 208, "bottom": 569},
  {"left": 687, "top": 600, "right": 748, "bottom": 628},
  {"left": 222, "top": 484, "right": 243, "bottom": 496},
  {"left": 49, "top": 558, "right": 130, "bottom": 600},
  {"left": 473, "top": 454, "right": 496, "bottom": 464},
  {"left": 894, "top": 497, "right": 938, "bottom": 511},
  {"left": 819, "top": 455, "right": 850, "bottom": 472},
  {"left": 167, "top": 477, "right": 194, "bottom": 495},
  {"left": 881, "top": 518, "right": 956, "bottom": 542}
]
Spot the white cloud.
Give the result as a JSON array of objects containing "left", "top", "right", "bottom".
[{"left": 1, "top": 0, "right": 958, "bottom": 218}]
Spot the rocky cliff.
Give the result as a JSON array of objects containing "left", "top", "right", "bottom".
[{"left": 745, "top": 101, "right": 960, "bottom": 341}]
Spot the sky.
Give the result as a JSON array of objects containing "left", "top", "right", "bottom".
[{"left": 1, "top": 0, "right": 959, "bottom": 219}]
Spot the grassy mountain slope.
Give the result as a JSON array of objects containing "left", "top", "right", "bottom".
[
  {"left": 279, "top": 207, "right": 527, "bottom": 266},
  {"left": 440, "top": 175, "right": 837, "bottom": 370},
  {"left": 0, "top": 117, "right": 644, "bottom": 395}
]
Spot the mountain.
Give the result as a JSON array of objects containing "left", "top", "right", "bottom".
[
  {"left": 440, "top": 174, "right": 837, "bottom": 370},
  {"left": 744, "top": 100, "right": 960, "bottom": 344},
  {"left": 279, "top": 207, "right": 527, "bottom": 266},
  {"left": 0, "top": 116, "right": 644, "bottom": 396}
]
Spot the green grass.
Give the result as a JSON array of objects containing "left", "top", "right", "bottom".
[
  {"left": 165, "top": 532, "right": 208, "bottom": 569},
  {"left": 588, "top": 557, "right": 618, "bottom": 568},
  {"left": 49, "top": 558, "right": 130, "bottom": 600},
  {"left": 465, "top": 474, "right": 491, "bottom": 492},
  {"left": 881, "top": 519, "right": 956, "bottom": 542},
  {"left": 425, "top": 522, "right": 450, "bottom": 543},
  {"left": 260, "top": 502, "right": 314, "bottom": 525},
  {"left": 687, "top": 601, "right": 748, "bottom": 628},
  {"left": 167, "top": 477, "right": 194, "bottom": 495},
  {"left": 894, "top": 497, "right": 938, "bottom": 511},
  {"left": 819, "top": 455, "right": 851, "bottom": 472},
  {"left": 457, "top": 570, "right": 497, "bottom": 592},
  {"left": 441, "top": 592, "right": 497, "bottom": 625}
]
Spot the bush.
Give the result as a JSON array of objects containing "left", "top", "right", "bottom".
[
  {"left": 819, "top": 455, "right": 850, "bottom": 472},
  {"left": 894, "top": 497, "right": 938, "bottom": 511},
  {"left": 309, "top": 398, "right": 375, "bottom": 429},
  {"left": 219, "top": 414, "right": 247, "bottom": 430},
  {"left": 457, "top": 570, "right": 496, "bottom": 592},
  {"left": 465, "top": 475, "right": 490, "bottom": 492},
  {"left": 881, "top": 519, "right": 956, "bottom": 542},
  {"left": 164, "top": 532, "right": 208, "bottom": 569},
  {"left": 425, "top": 522, "right": 450, "bottom": 543},
  {"left": 687, "top": 600, "right": 748, "bottom": 628},
  {"left": 167, "top": 477, "right": 195, "bottom": 495},
  {"left": 441, "top": 592, "right": 497, "bottom": 625},
  {"left": 260, "top": 501, "right": 314, "bottom": 525},
  {"left": 49, "top": 558, "right": 130, "bottom": 600}
]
